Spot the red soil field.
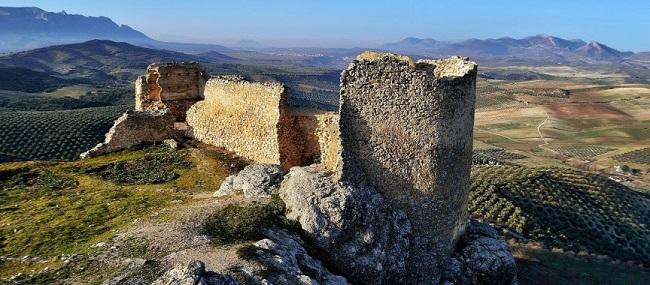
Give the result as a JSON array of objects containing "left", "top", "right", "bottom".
[{"left": 547, "top": 104, "right": 632, "bottom": 119}]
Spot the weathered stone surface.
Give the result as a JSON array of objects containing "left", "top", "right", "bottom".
[
  {"left": 186, "top": 76, "right": 340, "bottom": 170},
  {"left": 214, "top": 164, "right": 285, "bottom": 198},
  {"left": 186, "top": 77, "right": 301, "bottom": 169},
  {"left": 80, "top": 109, "right": 175, "bottom": 158},
  {"left": 279, "top": 165, "right": 411, "bottom": 284},
  {"left": 443, "top": 220, "right": 518, "bottom": 285},
  {"left": 338, "top": 52, "right": 477, "bottom": 283},
  {"left": 135, "top": 62, "right": 209, "bottom": 121},
  {"left": 152, "top": 260, "right": 241, "bottom": 285},
  {"left": 254, "top": 229, "right": 348, "bottom": 285}
]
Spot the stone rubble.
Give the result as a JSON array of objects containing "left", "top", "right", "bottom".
[
  {"left": 80, "top": 109, "right": 175, "bottom": 158},
  {"left": 443, "top": 220, "right": 518, "bottom": 285}
]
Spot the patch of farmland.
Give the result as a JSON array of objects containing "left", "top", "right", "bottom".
[
  {"left": 473, "top": 148, "right": 527, "bottom": 165},
  {"left": 547, "top": 144, "right": 614, "bottom": 159},
  {"left": 0, "top": 106, "right": 128, "bottom": 162},
  {"left": 469, "top": 165, "right": 650, "bottom": 266},
  {"left": 612, "top": 148, "right": 650, "bottom": 165},
  {"left": 476, "top": 93, "right": 523, "bottom": 110}
]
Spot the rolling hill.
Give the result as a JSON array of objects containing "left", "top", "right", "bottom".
[
  {"left": 0, "top": 6, "right": 232, "bottom": 54},
  {"left": 0, "top": 40, "right": 198, "bottom": 81},
  {"left": 0, "top": 67, "right": 90, "bottom": 92},
  {"left": 0, "top": 7, "right": 152, "bottom": 52}
]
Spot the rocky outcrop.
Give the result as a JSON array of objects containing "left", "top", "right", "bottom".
[
  {"left": 213, "top": 164, "right": 285, "bottom": 198},
  {"left": 254, "top": 229, "right": 348, "bottom": 285},
  {"left": 152, "top": 260, "right": 241, "bottom": 285},
  {"left": 80, "top": 109, "right": 175, "bottom": 158},
  {"left": 443, "top": 220, "right": 518, "bottom": 285},
  {"left": 338, "top": 52, "right": 478, "bottom": 283},
  {"left": 278, "top": 165, "right": 411, "bottom": 284}
]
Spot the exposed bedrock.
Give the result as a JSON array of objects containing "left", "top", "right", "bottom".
[
  {"left": 443, "top": 220, "right": 518, "bottom": 285},
  {"left": 279, "top": 165, "right": 412, "bottom": 284},
  {"left": 213, "top": 164, "right": 285, "bottom": 198}
]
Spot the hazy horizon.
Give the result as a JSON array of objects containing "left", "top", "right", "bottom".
[{"left": 1, "top": 0, "right": 649, "bottom": 51}]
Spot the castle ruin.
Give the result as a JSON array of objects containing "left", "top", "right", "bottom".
[{"left": 82, "top": 53, "right": 484, "bottom": 284}]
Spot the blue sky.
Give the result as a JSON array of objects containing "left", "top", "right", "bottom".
[{"left": 2, "top": 0, "right": 649, "bottom": 51}]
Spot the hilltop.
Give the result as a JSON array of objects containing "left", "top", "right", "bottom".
[
  {"left": 0, "top": 7, "right": 152, "bottom": 52},
  {"left": 0, "top": 40, "right": 197, "bottom": 81}
]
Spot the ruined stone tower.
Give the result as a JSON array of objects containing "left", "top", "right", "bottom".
[
  {"left": 135, "top": 62, "right": 209, "bottom": 121},
  {"left": 338, "top": 52, "right": 477, "bottom": 283}
]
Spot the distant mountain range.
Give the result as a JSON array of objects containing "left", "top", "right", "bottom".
[
  {"left": 0, "top": 7, "right": 230, "bottom": 53},
  {"left": 0, "top": 7, "right": 151, "bottom": 51},
  {"left": 379, "top": 35, "right": 636, "bottom": 65},
  {"left": 1, "top": 6, "right": 649, "bottom": 73}
]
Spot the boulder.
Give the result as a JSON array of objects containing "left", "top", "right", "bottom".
[
  {"left": 214, "top": 164, "right": 285, "bottom": 198},
  {"left": 254, "top": 229, "right": 348, "bottom": 285},
  {"left": 443, "top": 220, "right": 518, "bottom": 285},
  {"left": 163, "top": 139, "right": 179, "bottom": 150},
  {"left": 152, "top": 260, "right": 241, "bottom": 285},
  {"left": 278, "top": 165, "right": 411, "bottom": 284}
]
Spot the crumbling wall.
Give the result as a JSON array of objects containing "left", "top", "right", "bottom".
[
  {"left": 135, "top": 62, "right": 208, "bottom": 121},
  {"left": 80, "top": 109, "right": 175, "bottom": 158},
  {"left": 338, "top": 51, "right": 477, "bottom": 283},
  {"left": 186, "top": 77, "right": 301, "bottom": 169}
]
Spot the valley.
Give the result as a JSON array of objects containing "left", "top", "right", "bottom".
[{"left": 0, "top": 8, "right": 649, "bottom": 282}]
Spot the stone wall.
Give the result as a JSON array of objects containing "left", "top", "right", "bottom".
[
  {"left": 80, "top": 109, "right": 175, "bottom": 158},
  {"left": 338, "top": 52, "right": 477, "bottom": 283},
  {"left": 186, "top": 76, "right": 299, "bottom": 169},
  {"left": 135, "top": 62, "right": 208, "bottom": 121}
]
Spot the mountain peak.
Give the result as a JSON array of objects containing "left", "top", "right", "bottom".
[
  {"left": 0, "top": 6, "right": 153, "bottom": 52},
  {"left": 380, "top": 37, "right": 439, "bottom": 52},
  {"left": 576, "top": 40, "right": 626, "bottom": 59}
]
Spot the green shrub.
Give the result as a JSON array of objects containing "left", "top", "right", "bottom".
[
  {"left": 73, "top": 148, "right": 191, "bottom": 185},
  {"left": 202, "top": 197, "right": 294, "bottom": 244},
  {"left": 0, "top": 168, "right": 78, "bottom": 190}
]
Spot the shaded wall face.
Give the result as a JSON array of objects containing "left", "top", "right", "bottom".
[
  {"left": 338, "top": 56, "right": 476, "bottom": 283},
  {"left": 286, "top": 111, "right": 341, "bottom": 170},
  {"left": 186, "top": 79, "right": 288, "bottom": 167}
]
